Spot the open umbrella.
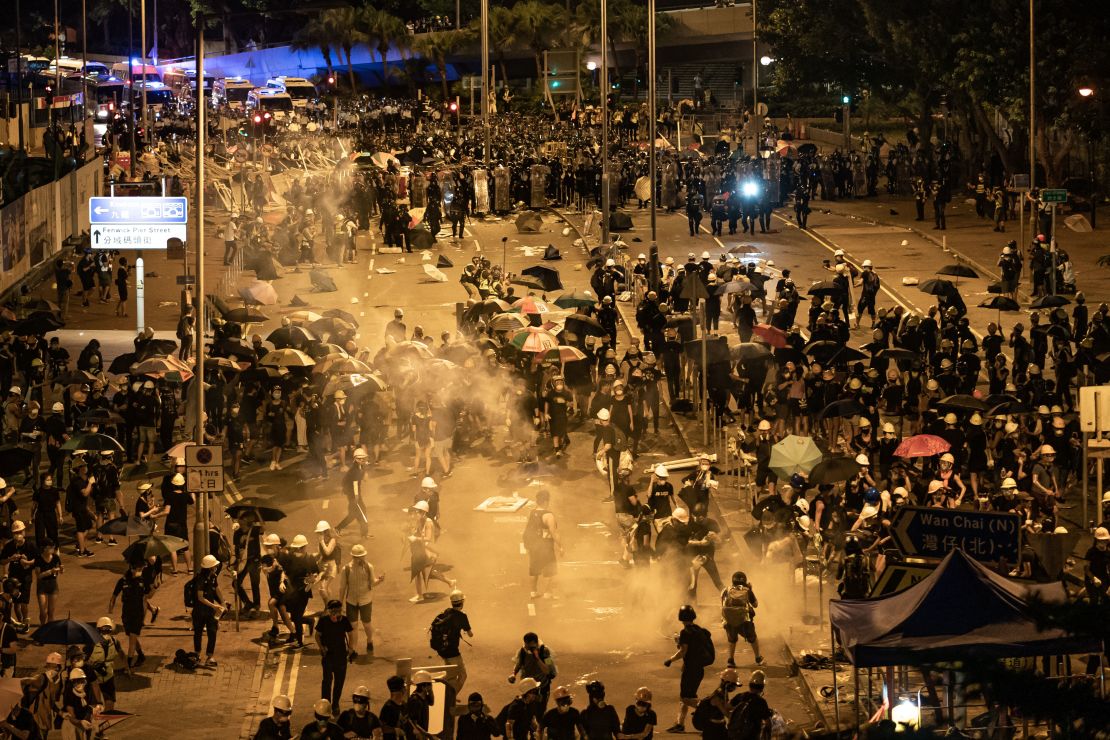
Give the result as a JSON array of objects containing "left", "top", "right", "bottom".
[
  {"left": 286, "top": 310, "right": 323, "bottom": 324},
  {"left": 267, "top": 325, "right": 317, "bottom": 349},
  {"left": 769, "top": 435, "right": 823, "bottom": 479},
  {"left": 511, "top": 275, "right": 547, "bottom": 292},
  {"left": 894, "top": 434, "right": 951, "bottom": 458},
  {"left": 511, "top": 327, "right": 559, "bottom": 353},
  {"left": 391, "top": 341, "right": 435, "bottom": 359},
  {"left": 0, "top": 446, "right": 33, "bottom": 477},
  {"left": 716, "top": 280, "right": 756, "bottom": 296},
  {"left": 826, "top": 346, "right": 868, "bottom": 365},
  {"left": 751, "top": 324, "right": 788, "bottom": 348},
  {"left": 806, "top": 281, "right": 844, "bottom": 297},
  {"left": 226, "top": 498, "right": 286, "bottom": 521},
  {"left": 515, "top": 212, "right": 543, "bottom": 233},
  {"left": 79, "top": 408, "right": 125, "bottom": 426},
  {"left": 322, "top": 308, "right": 359, "bottom": 327},
  {"left": 979, "top": 296, "right": 1021, "bottom": 314},
  {"left": 873, "top": 348, "right": 916, "bottom": 362},
  {"left": 205, "top": 357, "right": 245, "bottom": 372},
  {"left": 544, "top": 345, "right": 587, "bottom": 363},
  {"left": 730, "top": 342, "right": 771, "bottom": 363},
  {"left": 522, "top": 265, "right": 563, "bottom": 291},
  {"left": 315, "top": 357, "right": 373, "bottom": 376},
  {"left": 240, "top": 281, "right": 279, "bottom": 306},
  {"left": 213, "top": 338, "right": 255, "bottom": 359},
  {"left": 1030, "top": 294, "right": 1069, "bottom": 309},
  {"left": 98, "top": 516, "right": 154, "bottom": 536},
  {"left": 803, "top": 340, "right": 841, "bottom": 362},
  {"left": 20, "top": 298, "right": 60, "bottom": 314},
  {"left": 224, "top": 307, "right": 270, "bottom": 323},
  {"left": 407, "top": 227, "right": 436, "bottom": 250},
  {"left": 938, "top": 394, "right": 988, "bottom": 411},
  {"left": 108, "top": 353, "right": 139, "bottom": 374},
  {"left": 55, "top": 369, "right": 101, "bottom": 386},
  {"left": 936, "top": 264, "right": 978, "bottom": 283},
  {"left": 808, "top": 456, "right": 862, "bottom": 485},
  {"left": 554, "top": 290, "right": 597, "bottom": 309},
  {"left": 309, "top": 270, "right": 338, "bottom": 292},
  {"left": 918, "top": 278, "right": 956, "bottom": 296},
  {"left": 61, "top": 433, "right": 125, "bottom": 452},
  {"left": 30, "top": 619, "right": 103, "bottom": 648},
  {"left": 489, "top": 313, "right": 529, "bottom": 332},
  {"left": 122, "top": 534, "right": 190, "bottom": 560},
  {"left": 260, "top": 348, "right": 315, "bottom": 368},
  {"left": 686, "top": 337, "right": 731, "bottom": 365},
  {"left": 988, "top": 400, "right": 1033, "bottom": 417},
  {"left": 132, "top": 357, "right": 193, "bottom": 380},
  {"left": 818, "top": 399, "right": 867, "bottom": 420},
  {"left": 323, "top": 374, "right": 375, "bottom": 397},
  {"left": 135, "top": 339, "right": 179, "bottom": 361},
  {"left": 309, "top": 317, "right": 355, "bottom": 338},
  {"left": 512, "top": 296, "right": 549, "bottom": 315},
  {"left": 564, "top": 314, "right": 607, "bottom": 337}
]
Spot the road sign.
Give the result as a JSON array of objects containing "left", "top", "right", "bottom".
[
  {"left": 868, "top": 564, "right": 934, "bottom": 598},
  {"left": 89, "top": 196, "right": 188, "bottom": 249},
  {"left": 891, "top": 506, "right": 1021, "bottom": 563},
  {"left": 1011, "top": 174, "right": 1030, "bottom": 190},
  {"left": 1041, "top": 188, "right": 1067, "bottom": 203},
  {"left": 185, "top": 444, "right": 224, "bottom": 493},
  {"left": 1079, "top": 385, "right": 1110, "bottom": 433}
]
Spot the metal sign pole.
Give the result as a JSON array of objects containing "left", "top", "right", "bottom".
[
  {"left": 647, "top": 0, "right": 658, "bottom": 290},
  {"left": 135, "top": 257, "right": 145, "bottom": 334},
  {"left": 193, "top": 15, "right": 209, "bottom": 568},
  {"left": 600, "top": 0, "right": 610, "bottom": 251},
  {"left": 1049, "top": 206, "right": 1057, "bottom": 295},
  {"left": 701, "top": 301, "right": 708, "bottom": 445}
]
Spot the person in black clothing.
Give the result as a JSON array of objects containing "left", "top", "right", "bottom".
[
  {"left": 621, "top": 687, "right": 657, "bottom": 740},
  {"left": 335, "top": 449, "right": 370, "bottom": 537},
  {"left": 279, "top": 535, "right": 319, "bottom": 648},
  {"left": 300, "top": 698, "right": 344, "bottom": 740},
  {"left": 691, "top": 668, "right": 739, "bottom": 740},
  {"left": 161, "top": 474, "right": 192, "bottom": 574},
  {"left": 580, "top": 681, "right": 620, "bottom": 740},
  {"left": 316, "top": 599, "right": 354, "bottom": 712},
  {"left": 458, "top": 691, "right": 500, "bottom": 740},
  {"left": 253, "top": 695, "right": 293, "bottom": 739},
  {"left": 108, "top": 562, "right": 149, "bottom": 668},
  {"left": 32, "top": 474, "right": 62, "bottom": 547},
  {"left": 502, "top": 677, "right": 542, "bottom": 740},
  {"left": 726, "top": 671, "right": 773, "bottom": 740},
  {"left": 338, "top": 685, "right": 382, "bottom": 738},
  {"left": 380, "top": 675, "right": 411, "bottom": 740},
  {"left": 407, "top": 671, "right": 439, "bottom": 738},
  {"left": 192, "top": 554, "right": 225, "bottom": 667},
  {"left": 1, "top": 521, "right": 36, "bottom": 628},
  {"left": 543, "top": 685, "right": 582, "bottom": 740},
  {"left": 663, "top": 605, "right": 713, "bottom": 733},
  {"left": 433, "top": 590, "right": 473, "bottom": 692},
  {"left": 234, "top": 511, "right": 264, "bottom": 615}
]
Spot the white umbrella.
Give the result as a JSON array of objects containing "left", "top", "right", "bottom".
[{"left": 240, "top": 280, "right": 278, "bottom": 306}]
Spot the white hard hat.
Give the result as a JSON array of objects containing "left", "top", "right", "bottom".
[
  {"left": 757, "top": 419, "right": 771, "bottom": 431},
  {"left": 351, "top": 544, "right": 367, "bottom": 557},
  {"left": 412, "top": 669, "right": 444, "bottom": 685},
  {"left": 944, "top": 413, "right": 958, "bottom": 425},
  {"left": 175, "top": 457, "right": 186, "bottom": 467},
  {"left": 638, "top": 253, "right": 646, "bottom": 260},
  {"left": 52, "top": 401, "right": 64, "bottom": 412},
  {"left": 314, "top": 699, "right": 332, "bottom": 716},
  {"left": 273, "top": 695, "right": 292, "bottom": 711},
  {"left": 201, "top": 554, "right": 220, "bottom": 569},
  {"left": 411, "top": 500, "right": 430, "bottom": 513},
  {"left": 171, "top": 473, "right": 185, "bottom": 486},
  {"left": 927, "top": 480, "right": 945, "bottom": 494},
  {"left": 882, "top": 422, "right": 896, "bottom": 434},
  {"left": 96, "top": 616, "right": 114, "bottom": 630},
  {"left": 797, "top": 515, "right": 812, "bottom": 530},
  {"left": 605, "top": 258, "right": 616, "bottom": 267},
  {"left": 1095, "top": 527, "right": 1110, "bottom": 542},
  {"left": 289, "top": 534, "right": 309, "bottom": 548},
  {"left": 516, "top": 677, "right": 542, "bottom": 695},
  {"left": 672, "top": 508, "right": 690, "bottom": 523},
  {"left": 315, "top": 520, "right": 331, "bottom": 534},
  {"left": 795, "top": 498, "right": 810, "bottom": 514},
  {"left": 1001, "top": 477, "right": 1017, "bottom": 490},
  {"left": 855, "top": 454, "right": 869, "bottom": 466},
  {"left": 862, "top": 259, "right": 872, "bottom": 267},
  {"left": 69, "top": 668, "right": 86, "bottom": 681},
  {"left": 701, "top": 251, "right": 711, "bottom": 259},
  {"left": 353, "top": 447, "right": 369, "bottom": 459},
  {"left": 654, "top": 465, "right": 669, "bottom": 478},
  {"left": 9, "top": 520, "right": 24, "bottom": 534},
  {"left": 421, "top": 477, "right": 438, "bottom": 489},
  {"left": 334, "top": 390, "right": 347, "bottom": 399},
  {"left": 834, "top": 249, "right": 845, "bottom": 257},
  {"left": 450, "top": 589, "right": 465, "bottom": 603},
  {"left": 596, "top": 408, "right": 610, "bottom": 421},
  {"left": 892, "top": 486, "right": 908, "bottom": 498}
]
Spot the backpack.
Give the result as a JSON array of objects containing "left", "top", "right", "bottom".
[
  {"left": 522, "top": 509, "right": 548, "bottom": 552},
  {"left": 691, "top": 696, "right": 717, "bottom": 732},
  {"left": 685, "top": 625, "right": 716, "bottom": 668},
  {"left": 172, "top": 649, "right": 200, "bottom": 671},
  {"left": 722, "top": 586, "right": 752, "bottom": 627},
  {"left": 429, "top": 609, "right": 455, "bottom": 656},
  {"left": 183, "top": 576, "right": 198, "bottom": 609},
  {"left": 727, "top": 693, "right": 764, "bottom": 740},
  {"left": 839, "top": 554, "right": 871, "bottom": 599}
]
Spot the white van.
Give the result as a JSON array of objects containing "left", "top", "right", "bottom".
[
  {"left": 213, "top": 76, "right": 254, "bottom": 110},
  {"left": 247, "top": 88, "right": 294, "bottom": 120},
  {"left": 132, "top": 80, "right": 176, "bottom": 114},
  {"left": 48, "top": 57, "right": 110, "bottom": 79},
  {"left": 92, "top": 77, "right": 127, "bottom": 119},
  {"left": 110, "top": 61, "right": 162, "bottom": 85},
  {"left": 264, "top": 76, "right": 317, "bottom": 108}
]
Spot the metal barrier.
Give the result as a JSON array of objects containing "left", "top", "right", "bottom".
[{"left": 218, "top": 244, "right": 245, "bottom": 299}]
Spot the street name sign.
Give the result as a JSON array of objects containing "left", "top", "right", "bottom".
[
  {"left": 185, "top": 444, "right": 224, "bottom": 493},
  {"left": 1040, "top": 188, "right": 1067, "bottom": 203},
  {"left": 891, "top": 506, "right": 1021, "bottom": 562},
  {"left": 868, "top": 564, "right": 934, "bottom": 598},
  {"left": 89, "top": 196, "right": 188, "bottom": 249}
]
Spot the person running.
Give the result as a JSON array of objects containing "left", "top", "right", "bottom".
[
  {"left": 430, "top": 589, "right": 473, "bottom": 693},
  {"left": 108, "top": 561, "right": 148, "bottom": 668},
  {"left": 663, "top": 605, "right": 715, "bottom": 733},
  {"left": 335, "top": 448, "right": 370, "bottom": 537}
]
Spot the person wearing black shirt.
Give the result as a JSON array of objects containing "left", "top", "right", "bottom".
[
  {"left": 192, "top": 555, "right": 225, "bottom": 667},
  {"left": 433, "top": 591, "right": 473, "bottom": 692},
  {"left": 2, "top": 520, "right": 37, "bottom": 627},
  {"left": 234, "top": 514, "right": 264, "bottom": 613},
  {"left": 109, "top": 563, "right": 148, "bottom": 667},
  {"left": 300, "top": 699, "right": 345, "bottom": 740},
  {"left": 161, "top": 475, "right": 193, "bottom": 573},
  {"left": 316, "top": 600, "right": 354, "bottom": 711},
  {"left": 502, "top": 678, "right": 541, "bottom": 740},
  {"left": 406, "top": 671, "right": 438, "bottom": 738},
  {"left": 458, "top": 692, "right": 500, "bottom": 740},
  {"left": 253, "top": 695, "right": 293, "bottom": 739},
  {"left": 66, "top": 461, "right": 95, "bottom": 558},
  {"left": 1084, "top": 527, "right": 1110, "bottom": 604},
  {"left": 338, "top": 685, "right": 383, "bottom": 739},
  {"left": 32, "top": 475, "right": 62, "bottom": 546},
  {"left": 621, "top": 688, "right": 656, "bottom": 740},
  {"left": 0, "top": 698, "right": 40, "bottom": 740},
  {"left": 336, "top": 451, "right": 370, "bottom": 537},
  {"left": 279, "top": 538, "right": 319, "bottom": 647},
  {"left": 593, "top": 410, "right": 620, "bottom": 497},
  {"left": 380, "top": 675, "right": 410, "bottom": 740},
  {"left": 580, "top": 681, "right": 620, "bottom": 740},
  {"left": 544, "top": 378, "right": 574, "bottom": 458},
  {"left": 542, "top": 686, "right": 582, "bottom": 740},
  {"left": 726, "top": 671, "right": 773, "bottom": 740}
]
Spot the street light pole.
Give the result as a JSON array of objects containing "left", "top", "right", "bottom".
[
  {"left": 647, "top": 0, "right": 658, "bottom": 289},
  {"left": 481, "top": 0, "right": 490, "bottom": 165},
  {"left": 141, "top": 0, "right": 149, "bottom": 143},
  {"left": 192, "top": 14, "right": 209, "bottom": 568},
  {"left": 751, "top": 0, "right": 757, "bottom": 152},
  {"left": 128, "top": 0, "right": 137, "bottom": 177},
  {"left": 600, "top": 0, "right": 610, "bottom": 250},
  {"left": 1029, "top": 0, "right": 1035, "bottom": 191}
]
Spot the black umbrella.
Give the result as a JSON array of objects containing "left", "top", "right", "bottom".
[
  {"left": 309, "top": 317, "right": 356, "bottom": 338},
  {"left": 874, "top": 348, "right": 916, "bottom": 362},
  {"left": 936, "top": 264, "right": 978, "bottom": 280},
  {"left": 98, "top": 516, "right": 154, "bottom": 536},
  {"left": 1030, "top": 294, "right": 1069, "bottom": 309},
  {"left": 267, "top": 326, "right": 316, "bottom": 349},
  {"left": 515, "top": 212, "right": 543, "bottom": 233},
  {"left": 79, "top": 408, "right": 125, "bottom": 425},
  {"left": 804, "top": 340, "right": 841, "bottom": 359},
  {"left": 1040, "top": 324, "right": 1071, "bottom": 340},
  {"left": 108, "top": 353, "right": 138, "bottom": 374},
  {"left": 407, "top": 227, "right": 436, "bottom": 249},
  {"left": 808, "top": 456, "right": 862, "bottom": 485},
  {"left": 310, "top": 270, "right": 338, "bottom": 293},
  {"left": 984, "top": 393, "right": 1021, "bottom": 408},
  {"left": 510, "top": 275, "right": 547, "bottom": 292},
  {"left": 20, "top": 298, "right": 61, "bottom": 314},
  {"left": 55, "top": 369, "right": 101, "bottom": 386},
  {"left": 564, "top": 314, "right": 607, "bottom": 337},
  {"left": 818, "top": 399, "right": 867, "bottom": 420},
  {"left": 14, "top": 313, "right": 64, "bottom": 335},
  {"left": 522, "top": 265, "right": 563, "bottom": 291},
  {"left": 988, "top": 400, "right": 1032, "bottom": 417},
  {"left": 731, "top": 342, "right": 772, "bottom": 362},
  {"left": 224, "top": 307, "right": 270, "bottom": 323},
  {"left": 61, "top": 433, "right": 124, "bottom": 452},
  {"left": 979, "top": 296, "right": 1020, "bottom": 312},
  {"left": 684, "top": 337, "right": 731, "bottom": 366},
  {"left": 938, "top": 394, "right": 989, "bottom": 411},
  {"left": 252, "top": 254, "right": 282, "bottom": 281},
  {"left": 226, "top": 498, "right": 286, "bottom": 521},
  {"left": 241, "top": 366, "right": 288, "bottom": 384},
  {"left": 798, "top": 143, "right": 818, "bottom": 155},
  {"left": 0, "top": 445, "right": 33, "bottom": 477},
  {"left": 918, "top": 279, "right": 956, "bottom": 296},
  {"left": 827, "top": 346, "right": 868, "bottom": 365},
  {"left": 30, "top": 619, "right": 103, "bottom": 648},
  {"left": 806, "top": 281, "right": 843, "bottom": 297},
  {"left": 322, "top": 308, "right": 359, "bottom": 327},
  {"left": 122, "top": 534, "right": 190, "bottom": 561},
  {"left": 135, "top": 339, "right": 178, "bottom": 361},
  {"left": 214, "top": 338, "right": 256, "bottom": 359}
]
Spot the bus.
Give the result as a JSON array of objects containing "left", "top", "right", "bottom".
[
  {"left": 264, "top": 76, "right": 318, "bottom": 108},
  {"left": 47, "top": 57, "right": 111, "bottom": 79},
  {"left": 213, "top": 77, "right": 254, "bottom": 110}
]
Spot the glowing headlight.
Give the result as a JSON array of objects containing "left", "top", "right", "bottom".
[{"left": 741, "top": 181, "right": 761, "bottom": 198}]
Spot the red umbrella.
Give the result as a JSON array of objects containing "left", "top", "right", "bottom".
[
  {"left": 752, "top": 323, "right": 788, "bottom": 349},
  {"left": 894, "top": 434, "right": 951, "bottom": 458}
]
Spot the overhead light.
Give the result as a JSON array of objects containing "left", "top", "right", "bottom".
[
  {"left": 760, "top": 56, "right": 774, "bottom": 66},
  {"left": 1078, "top": 85, "right": 1094, "bottom": 98},
  {"left": 586, "top": 61, "right": 597, "bottom": 71}
]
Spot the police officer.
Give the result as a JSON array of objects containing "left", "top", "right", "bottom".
[{"left": 686, "top": 190, "right": 704, "bottom": 237}]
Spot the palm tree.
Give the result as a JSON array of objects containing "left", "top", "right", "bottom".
[
  {"left": 291, "top": 17, "right": 336, "bottom": 83},
  {"left": 573, "top": 0, "right": 623, "bottom": 86},
  {"left": 413, "top": 29, "right": 473, "bottom": 100},
  {"left": 610, "top": 0, "right": 675, "bottom": 97},
  {"left": 477, "top": 5, "right": 519, "bottom": 87},
  {"left": 512, "top": 0, "right": 567, "bottom": 79},
  {"left": 361, "top": 8, "right": 410, "bottom": 88},
  {"left": 321, "top": 8, "right": 367, "bottom": 91}
]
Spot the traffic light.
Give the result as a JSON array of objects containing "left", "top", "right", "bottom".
[
  {"left": 327, "top": 75, "right": 335, "bottom": 86},
  {"left": 841, "top": 94, "right": 850, "bottom": 105},
  {"left": 448, "top": 101, "right": 458, "bottom": 112}
]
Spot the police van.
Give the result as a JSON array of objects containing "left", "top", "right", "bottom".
[
  {"left": 92, "top": 77, "right": 127, "bottom": 119},
  {"left": 110, "top": 61, "right": 162, "bottom": 85},
  {"left": 131, "top": 80, "right": 176, "bottom": 116},
  {"left": 247, "top": 87, "right": 294, "bottom": 121},
  {"left": 264, "top": 76, "right": 317, "bottom": 109},
  {"left": 213, "top": 76, "right": 254, "bottom": 110},
  {"left": 47, "top": 57, "right": 110, "bottom": 79}
]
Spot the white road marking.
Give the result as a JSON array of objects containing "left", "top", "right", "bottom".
[
  {"left": 239, "top": 642, "right": 271, "bottom": 740},
  {"left": 270, "top": 651, "right": 289, "bottom": 704},
  {"left": 322, "top": 499, "right": 329, "bottom": 510},
  {"left": 286, "top": 651, "right": 302, "bottom": 706},
  {"left": 527, "top": 602, "right": 536, "bottom": 617}
]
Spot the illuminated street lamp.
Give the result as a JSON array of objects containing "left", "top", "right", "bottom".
[{"left": 760, "top": 55, "right": 774, "bottom": 66}]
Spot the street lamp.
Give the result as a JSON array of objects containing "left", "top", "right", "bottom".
[
  {"left": 1079, "top": 85, "right": 1095, "bottom": 98},
  {"left": 759, "top": 55, "right": 774, "bottom": 66},
  {"left": 1077, "top": 83, "right": 1098, "bottom": 227}
]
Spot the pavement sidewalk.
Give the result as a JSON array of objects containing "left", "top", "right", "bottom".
[{"left": 806, "top": 194, "right": 1109, "bottom": 303}]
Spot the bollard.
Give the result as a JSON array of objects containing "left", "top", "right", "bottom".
[{"left": 135, "top": 258, "right": 145, "bottom": 335}]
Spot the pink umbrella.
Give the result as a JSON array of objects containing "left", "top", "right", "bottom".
[
  {"left": 752, "top": 323, "right": 788, "bottom": 349},
  {"left": 894, "top": 434, "right": 951, "bottom": 458},
  {"left": 512, "top": 296, "right": 549, "bottom": 315}
]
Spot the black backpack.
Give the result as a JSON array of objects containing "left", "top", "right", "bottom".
[
  {"left": 727, "top": 693, "right": 763, "bottom": 740},
  {"left": 522, "top": 509, "right": 548, "bottom": 552},
  {"left": 429, "top": 609, "right": 454, "bottom": 655},
  {"left": 691, "top": 696, "right": 716, "bottom": 732},
  {"left": 172, "top": 649, "right": 200, "bottom": 671},
  {"left": 685, "top": 625, "right": 716, "bottom": 668},
  {"left": 839, "top": 554, "right": 871, "bottom": 599},
  {"left": 183, "top": 576, "right": 200, "bottom": 609}
]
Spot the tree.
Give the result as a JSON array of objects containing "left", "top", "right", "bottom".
[
  {"left": 361, "top": 8, "right": 410, "bottom": 88},
  {"left": 608, "top": 0, "right": 674, "bottom": 97},
  {"left": 290, "top": 16, "right": 336, "bottom": 82},
  {"left": 484, "top": 5, "right": 519, "bottom": 87},
  {"left": 413, "top": 29, "right": 473, "bottom": 100},
  {"left": 512, "top": 0, "right": 566, "bottom": 79}
]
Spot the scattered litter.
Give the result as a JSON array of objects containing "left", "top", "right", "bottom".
[
  {"left": 900, "top": 239, "right": 910, "bottom": 246},
  {"left": 422, "top": 264, "right": 448, "bottom": 282},
  {"left": 561, "top": 227, "right": 571, "bottom": 236},
  {"left": 375, "top": 268, "right": 395, "bottom": 274},
  {"left": 396, "top": 257, "right": 406, "bottom": 264},
  {"left": 902, "top": 277, "right": 919, "bottom": 286},
  {"left": 350, "top": 297, "right": 359, "bottom": 303},
  {"left": 158, "top": 301, "right": 177, "bottom": 307}
]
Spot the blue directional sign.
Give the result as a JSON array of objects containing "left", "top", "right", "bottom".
[
  {"left": 892, "top": 507, "right": 1021, "bottom": 563},
  {"left": 88, "top": 196, "right": 188, "bottom": 249}
]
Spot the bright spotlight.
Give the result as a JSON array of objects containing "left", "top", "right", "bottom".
[
  {"left": 741, "top": 180, "right": 760, "bottom": 198},
  {"left": 586, "top": 61, "right": 597, "bottom": 71},
  {"left": 760, "top": 56, "right": 774, "bottom": 66}
]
